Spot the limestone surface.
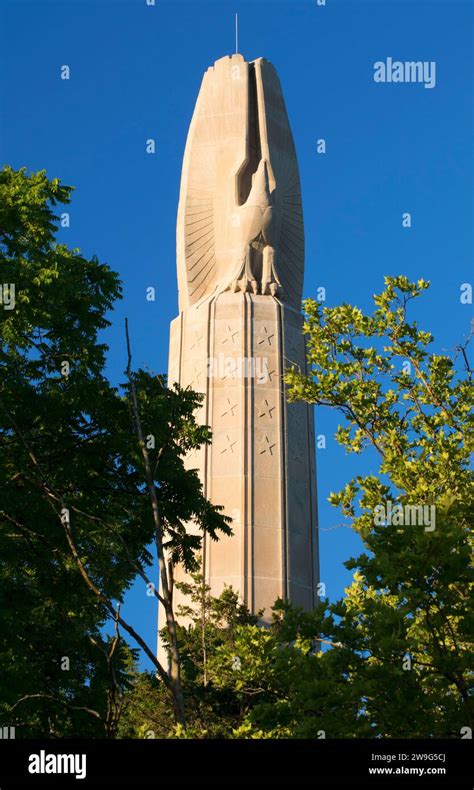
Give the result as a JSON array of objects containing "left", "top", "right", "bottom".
[{"left": 161, "top": 55, "right": 319, "bottom": 659}]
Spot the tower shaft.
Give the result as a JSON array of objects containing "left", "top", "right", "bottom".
[
  {"left": 168, "top": 291, "right": 318, "bottom": 618},
  {"left": 159, "top": 54, "right": 319, "bottom": 660}
]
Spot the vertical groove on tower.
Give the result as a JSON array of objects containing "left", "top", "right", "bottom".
[
  {"left": 245, "top": 293, "right": 252, "bottom": 609},
  {"left": 278, "top": 299, "right": 289, "bottom": 601}
]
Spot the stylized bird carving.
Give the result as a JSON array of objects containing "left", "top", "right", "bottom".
[
  {"left": 177, "top": 55, "right": 304, "bottom": 311},
  {"left": 228, "top": 158, "right": 282, "bottom": 297}
]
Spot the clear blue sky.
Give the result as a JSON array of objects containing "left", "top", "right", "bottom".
[{"left": 1, "top": 0, "right": 472, "bottom": 669}]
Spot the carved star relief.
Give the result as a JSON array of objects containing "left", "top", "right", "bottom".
[
  {"left": 191, "top": 363, "right": 203, "bottom": 388},
  {"left": 257, "top": 326, "right": 274, "bottom": 347},
  {"left": 220, "top": 434, "right": 237, "bottom": 455},
  {"left": 221, "top": 325, "right": 239, "bottom": 346},
  {"left": 190, "top": 330, "right": 204, "bottom": 351},
  {"left": 266, "top": 367, "right": 276, "bottom": 383},
  {"left": 259, "top": 434, "right": 276, "bottom": 456},
  {"left": 220, "top": 397, "right": 238, "bottom": 418},
  {"left": 257, "top": 398, "right": 275, "bottom": 420}
]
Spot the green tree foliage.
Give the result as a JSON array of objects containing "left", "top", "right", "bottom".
[
  {"left": 205, "top": 601, "right": 364, "bottom": 738},
  {"left": 123, "top": 277, "right": 472, "bottom": 740},
  {"left": 282, "top": 276, "right": 473, "bottom": 737},
  {"left": 119, "top": 573, "right": 259, "bottom": 738},
  {"left": 3, "top": 168, "right": 471, "bottom": 740},
  {"left": 0, "top": 167, "right": 229, "bottom": 736}
]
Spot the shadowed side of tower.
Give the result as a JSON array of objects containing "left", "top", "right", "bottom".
[{"left": 159, "top": 54, "right": 319, "bottom": 663}]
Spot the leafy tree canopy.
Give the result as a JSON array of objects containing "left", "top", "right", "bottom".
[{"left": 0, "top": 166, "right": 229, "bottom": 736}]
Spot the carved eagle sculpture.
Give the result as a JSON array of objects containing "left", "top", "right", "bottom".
[
  {"left": 176, "top": 55, "right": 305, "bottom": 312},
  {"left": 229, "top": 157, "right": 282, "bottom": 297}
]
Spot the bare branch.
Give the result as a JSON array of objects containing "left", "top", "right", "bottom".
[{"left": 10, "top": 694, "right": 102, "bottom": 721}]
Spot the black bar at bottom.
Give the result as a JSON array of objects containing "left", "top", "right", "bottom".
[{"left": 0, "top": 738, "right": 471, "bottom": 788}]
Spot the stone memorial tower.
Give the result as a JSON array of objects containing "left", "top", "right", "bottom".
[{"left": 163, "top": 54, "right": 319, "bottom": 647}]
